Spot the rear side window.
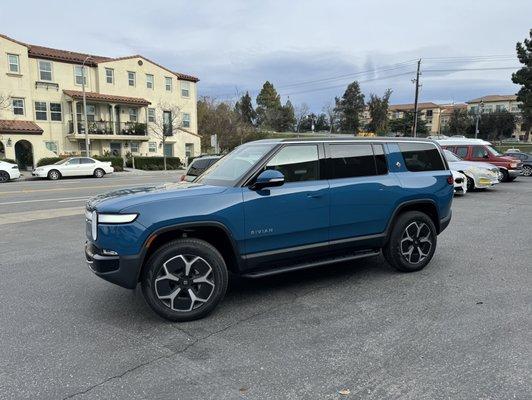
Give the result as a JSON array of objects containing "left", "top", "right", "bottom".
[
  {"left": 455, "top": 146, "right": 468, "bottom": 158},
  {"left": 329, "top": 144, "right": 378, "bottom": 178},
  {"left": 80, "top": 158, "right": 95, "bottom": 164},
  {"left": 398, "top": 143, "right": 445, "bottom": 172},
  {"left": 68, "top": 158, "right": 81, "bottom": 165},
  {"left": 373, "top": 144, "right": 388, "bottom": 175},
  {"left": 266, "top": 144, "right": 319, "bottom": 182}
]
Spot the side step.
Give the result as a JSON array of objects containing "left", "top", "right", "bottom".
[{"left": 241, "top": 249, "right": 381, "bottom": 279}]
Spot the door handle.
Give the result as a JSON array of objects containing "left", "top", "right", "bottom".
[{"left": 307, "top": 193, "right": 323, "bottom": 199}]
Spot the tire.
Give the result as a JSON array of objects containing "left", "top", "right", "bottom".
[
  {"left": 141, "top": 238, "right": 229, "bottom": 322},
  {"left": 383, "top": 211, "right": 437, "bottom": 272},
  {"left": 499, "top": 169, "right": 509, "bottom": 182},
  {"left": 0, "top": 171, "right": 9, "bottom": 183},
  {"left": 466, "top": 176, "right": 475, "bottom": 191},
  {"left": 507, "top": 177, "right": 516, "bottom": 182},
  {"left": 522, "top": 165, "right": 532, "bottom": 177},
  {"left": 48, "top": 169, "right": 61, "bottom": 180},
  {"left": 93, "top": 168, "right": 105, "bottom": 178}
]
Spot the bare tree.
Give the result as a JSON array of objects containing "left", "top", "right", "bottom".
[
  {"left": 295, "top": 103, "right": 310, "bottom": 133},
  {"left": 322, "top": 101, "right": 337, "bottom": 134},
  {"left": 149, "top": 102, "right": 183, "bottom": 170}
]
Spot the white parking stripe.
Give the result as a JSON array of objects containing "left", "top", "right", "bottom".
[
  {"left": 0, "top": 207, "right": 83, "bottom": 225},
  {"left": 0, "top": 196, "right": 88, "bottom": 206}
]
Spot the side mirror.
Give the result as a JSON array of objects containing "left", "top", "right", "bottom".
[
  {"left": 483, "top": 154, "right": 489, "bottom": 159},
  {"left": 251, "top": 169, "right": 285, "bottom": 190}
]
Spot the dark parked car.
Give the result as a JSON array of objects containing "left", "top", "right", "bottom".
[
  {"left": 504, "top": 151, "right": 532, "bottom": 176},
  {"left": 181, "top": 155, "right": 222, "bottom": 182},
  {"left": 85, "top": 138, "right": 454, "bottom": 321}
]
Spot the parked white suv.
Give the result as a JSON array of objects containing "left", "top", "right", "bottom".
[{"left": 32, "top": 157, "right": 114, "bottom": 180}]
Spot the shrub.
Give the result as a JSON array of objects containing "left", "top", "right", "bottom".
[
  {"left": 126, "top": 156, "right": 182, "bottom": 170},
  {"left": 37, "top": 157, "right": 64, "bottom": 167},
  {"left": 93, "top": 156, "right": 124, "bottom": 172},
  {"left": 2, "top": 158, "right": 17, "bottom": 165}
]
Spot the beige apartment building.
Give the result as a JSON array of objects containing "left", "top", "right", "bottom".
[
  {"left": 0, "top": 33, "right": 201, "bottom": 168},
  {"left": 388, "top": 102, "right": 443, "bottom": 134}
]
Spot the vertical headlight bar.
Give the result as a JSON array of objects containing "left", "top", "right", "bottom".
[{"left": 91, "top": 211, "right": 98, "bottom": 241}]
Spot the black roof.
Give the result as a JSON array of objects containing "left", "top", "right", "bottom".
[{"left": 251, "top": 136, "right": 436, "bottom": 144}]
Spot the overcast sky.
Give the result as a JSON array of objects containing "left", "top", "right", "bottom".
[{"left": 2, "top": 0, "right": 530, "bottom": 111}]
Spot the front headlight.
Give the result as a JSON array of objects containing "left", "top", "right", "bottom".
[{"left": 97, "top": 213, "right": 138, "bottom": 224}]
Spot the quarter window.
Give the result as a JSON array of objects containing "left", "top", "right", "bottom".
[
  {"left": 12, "top": 98, "right": 24, "bottom": 115},
  {"left": 181, "top": 81, "right": 190, "bottom": 97},
  {"left": 35, "top": 101, "right": 47, "bottom": 120},
  {"left": 398, "top": 142, "right": 445, "bottom": 172},
  {"left": 50, "top": 103, "right": 62, "bottom": 121},
  {"left": 329, "top": 144, "right": 377, "bottom": 178},
  {"left": 38, "top": 60, "right": 52, "bottom": 81},
  {"left": 80, "top": 158, "right": 95, "bottom": 164},
  {"left": 8, "top": 54, "right": 20, "bottom": 73},
  {"left": 182, "top": 113, "right": 190, "bottom": 128},
  {"left": 128, "top": 71, "right": 136, "bottom": 86},
  {"left": 165, "top": 77, "right": 172, "bottom": 91},
  {"left": 105, "top": 68, "right": 114, "bottom": 84},
  {"left": 146, "top": 74, "right": 154, "bottom": 89},
  {"left": 74, "top": 66, "right": 86, "bottom": 85},
  {"left": 266, "top": 145, "right": 319, "bottom": 182}
]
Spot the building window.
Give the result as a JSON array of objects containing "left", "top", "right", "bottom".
[
  {"left": 128, "top": 71, "right": 136, "bottom": 86},
  {"left": 45, "top": 141, "right": 58, "bottom": 155},
  {"left": 79, "top": 142, "right": 93, "bottom": 152},
  {"left": 38, "top": 60, "right": 53, "bottom": 81},
  {"left": 74, "top": 66, "right": 87, "bottom": 85},
  {"left": 129, "top": 108, "right": 138, "bottom": 122},
  {"left": 7, "top": 54, "right": 20, "bottom": 73},
  {"left": 182, "top": 113, "right": 190, "bottom": 128},
  {"left": 35, "top": 101, "right": 47, "bottom": 120},
  {"left": 426, "top": 109, "right": 433, "bottom": 117},
  {"left": 50, "top": 103, "right": 62, "bottom": 121},
  {"left": 77, "top": 103, "right": 95, "bottom": 122},
  {"left": 181, "top": 81, "right": 190, "bottom": 97},
  {"left": 105, "top": 68, "right": 114, "bottom": 84},
  {"left": 165, "top": 77, "right": 172, "bottom": 91},
  {"left": 148, "top": 108, "right": 156, "bottom": 122},
  {"left": 148, "top": 142, "right": 157, "bottom": 152},
  {"left": 12, "top": 98, "right": 24, "bottom": 115},
  {"left": 495, "top": 105, "right": 506, "bottom": 112},
  {"left": 146, "top": 74, "right": 154, "bottom": 89},
  {"left": 130, "top": 142, "right": 139, "bottom": 153},
  {"left": 185, "top": 143, "right": 194, "bottom": 158}
]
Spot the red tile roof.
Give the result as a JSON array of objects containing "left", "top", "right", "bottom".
[
  {"left": 63, "top": 90, "right": 151, "bottom": 106},
  {"left": 0, "top": 33, "right": 199, "bottom": 81},
  {"left": 389, "top": 102, "right": 440, "bottom": 111},
  {"left": 0, "top": 120, "right": 43, "bottom": 134},
  {"left": 467, "top": 95, "right": 518, "bottom": 103}
]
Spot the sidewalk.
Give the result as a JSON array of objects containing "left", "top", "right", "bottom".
[{"left": 17, "top": 168, "right": 185, "bottom": 181}]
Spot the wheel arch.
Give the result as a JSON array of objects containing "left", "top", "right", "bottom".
[
  {"left": 137, "top": 221, "right": 242, "bottom": 283},
  {"left": 386, "top": 200, "right": 441, "bottom": 239}
]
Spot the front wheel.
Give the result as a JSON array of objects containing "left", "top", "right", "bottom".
[
  {"left": 383, "top": 211, "right": 437, "bottom": 272},
  {"left": 0, "top": 171, "right": 10, "bottom": 183},
  {"left": 466, "top": 176, "right": 475, "bottom": 191},
  {"left": 93, "top": 168, "right": 105, "bottom": 178},
  {"left": 48, "top": 169, "right": 61, "bottom": 180},
  {"left": 499, "top": 169, "right": 509, "bottom": 182},
  {"left": 141, "top": 238, "right": 229, "bottom": 322}
]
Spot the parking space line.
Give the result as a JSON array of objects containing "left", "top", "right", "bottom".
[
  {"left": 0, "top": 207, "right": 83, "bottom": 225},
  {"left": 0, "top": 196, "right": 88, "bottom": 206}
]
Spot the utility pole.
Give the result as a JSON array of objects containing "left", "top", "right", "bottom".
[
  {"left": 81, "top": 56, "right": 92, "bottom": 157},
  {"left": 474, "top": 100, "right": 484, "bottom": 139},
  {"left": 412, "top": 59, "right": 421, "bottom": 137}
]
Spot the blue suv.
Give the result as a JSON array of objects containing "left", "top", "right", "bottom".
[{"left": 85, "top": 138, "right": 453, "bottom": 321}]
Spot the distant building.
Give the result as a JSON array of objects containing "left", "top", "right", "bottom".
[
  {"left": 388, "top": 102, "right": 442, "bottom": 134},
  {"left": 0, "top": 33, "right": 201, "bottom": 168},
  {"left": 439, "top": 103, "right": 468, "bottom": 132}
]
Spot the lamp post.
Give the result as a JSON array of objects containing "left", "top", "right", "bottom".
[
  {"left": 81, "top": 56, "right": 92, "bottom": 156},
  {"left": 474, "top": 100, "right": 484, "bottom": 139}
]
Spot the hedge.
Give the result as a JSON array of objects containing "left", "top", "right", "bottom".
[
  {"left": 126, "top": 156, "right": 182, "bottom": 170},
  {"left": 93, "top": 156, "right": 124, "bottom": 172},
  {"left": 2, "top": 158, "right": 17, "bottom": 165},
  {"left": 36, "top": 157, "right": 64, "bottom": 167}
]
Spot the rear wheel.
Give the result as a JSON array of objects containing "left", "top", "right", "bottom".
[
  {"left": 48, "top": 169, "right": 61, "bottom": 180},
  {"left": 499, "top": 169, "right": 509, "bottom": 182},
  {"left": 383, "top": 211, "right": 437, "bottom": 272},
  {"left": 93, "top": 168, "right": 105, "bottom": 178},
  {"left": 522, "top": 165, "right": 532, "bottom": 177},
  {"left": 141, "top": 238, "right": 229, "bottom": 321},
  {"left": 0, "top": 171, "right": 9, "bottom": 183}
]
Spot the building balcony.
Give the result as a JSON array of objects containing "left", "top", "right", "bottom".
[{"left": 67, "top": 121, "right": 150, "bottom": 141}]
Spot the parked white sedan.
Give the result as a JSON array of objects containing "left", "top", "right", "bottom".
[
  {"left": 32, "top": 157, "right": 114, "bottom": 180},
  {"left": 0, "top": 160, "right": 21, "bottom": 183}
]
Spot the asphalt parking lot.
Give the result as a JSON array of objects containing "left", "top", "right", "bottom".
[{"left": 0, "top": 175, "right": 530, "bottom": 400}]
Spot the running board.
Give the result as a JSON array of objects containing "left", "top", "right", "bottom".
[{"left": 241, "top": 249, "right": 381, "bottom": 278}]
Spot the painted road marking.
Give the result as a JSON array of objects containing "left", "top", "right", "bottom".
[
  {"left": 0, "top": 196, "right": 88, "bottom": 206},
  {"left": 0, "top": 207, "right": 83, "bottom": 225},
  {"left": 0, "top": 182, "right": 166, "bottom": 195}
]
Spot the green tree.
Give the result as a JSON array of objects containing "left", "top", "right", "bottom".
[
  {"left": 367, "top": 89, "right": 392, "bottom": 135},
  {"left": 256, "top": 81, "right": 282, "bottom": 130},
  {"left": 443, "top": 109, "right": 473, "bottom": 134},
  {"left": 235, "top": 91, "right": 256, "bottom": 126},
  {"left": 478, "top": 110, "right": 516, "bottom": 140},
  {"left": 511, "top": 29, "right": 532, "bottom": 141},
  {"left": 334, "top": 81, "right": 365, "bottom": 133},
  {"left": 279, "top": 99, "right": 296, "bottom": 131},
  {"left": 388, "top": 111, "right": 428, "bottom": 136},
  {"left": 315, "top": 113, "right": 330, "bottom": 132}
]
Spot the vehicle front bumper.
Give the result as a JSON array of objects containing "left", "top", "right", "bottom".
[
  {"left": 508, "top": 169, "right": 522, "bottom": 178},
  {"left": 32, "top": 170, "right": 48, "bottom": 178},
  {"left": 85, "top": 242, "right": 142, "bottom": 289}
]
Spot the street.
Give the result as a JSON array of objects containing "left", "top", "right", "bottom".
[{"left": 0, "top": 176, "right": 531, "bottom": 400}]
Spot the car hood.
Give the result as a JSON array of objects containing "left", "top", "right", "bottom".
[
  {"left": 448, "top": 160, "right": 497, "bottom": 170},
  {"left": 87, "top": 182, "right": 228, "bottom": 212}
]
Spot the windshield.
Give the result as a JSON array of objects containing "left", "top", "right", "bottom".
[
  {"left": 196, "top": 143, "right": 275, "bottom": 186},
  {"left": 487, "top": 146, "right": 502, "bottom": 156},
  {"left": 54, "top": 158, "right": 69, "bottom": 165},
  {"left": 444, "top": 149, "right": 462, "bottom": 162}
]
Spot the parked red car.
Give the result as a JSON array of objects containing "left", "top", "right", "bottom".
[{"left": 436, "top": 139, "right": 523, "bottom": 182}]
